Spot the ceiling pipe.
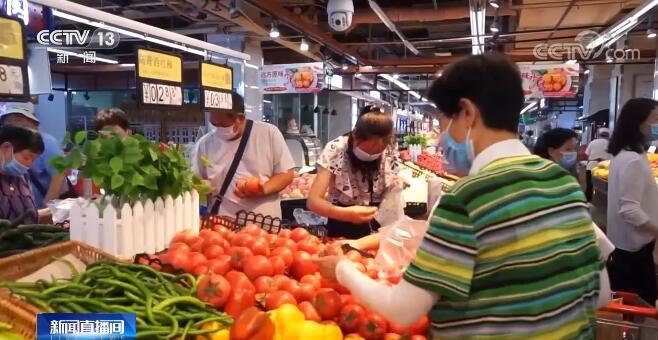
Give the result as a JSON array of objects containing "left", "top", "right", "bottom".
[
  {"left": 351, "top": 5, "right": 516, "bottom": 25},
  {"left": 368, "top": 0, "right": 419, "bottom": 55}
]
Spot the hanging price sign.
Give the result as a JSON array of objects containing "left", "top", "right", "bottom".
[
  {"left": 0, "top": 15, "right": 29, "bottom": 101},
  {"left": 135, "top": 48, "right": 183, "bottom": 108},
  {"left": 199, "top": 61, "right": 233, "bottom": 112}
]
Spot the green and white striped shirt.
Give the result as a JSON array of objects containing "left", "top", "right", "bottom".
[{"left": 404, "top": 139, "right": 601, "bottom": 339}]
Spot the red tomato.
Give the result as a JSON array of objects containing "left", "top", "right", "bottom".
[
  {"left": 383, "top": 334, "right": 401, "bottom": 340},
  {"left": 207, "top": 255, "right": 232, "bottom": 276},
  {"left": 196, "top": 274, "right": 231, "bottom": 308},
  {"left": 298, "top": 301, "right": 322, "bottom": 322},
  {"left": 272, "top": 275, "right": 291, "bottom": 290},
  {"left": 301, "top": 274, "right": 322, "bottom": 290},
  {"left": 410, "top": 336, "right": 427, "bottom": 340},
  {"left": 290, "top": 255, "right": 319, "bottom": 280},
  {"left": 346, "top": 250, "right": 362, "bottom": 263},
  {"left": 280, "top": 278, "right": 299, "bottom": 295},
  {"left": 271, "top": 247, "right": 294, "bottom": 267},
  {"left": 169, "top": 242, "right": 191, "bottom": 253},
  {"left": 202, "top": 231, "right": 225, "bottom": 247},
  {"left": 265, "top": 290, "right": 297, "bottom": 310},
  {"left": 203, "top": 244, "right": 224, "bottom": 259},
  {"left": 253, "top": 276, "right": 277, "bottom": 294},
  {"left": 320, "top": 278, "right": 351, "bottom": 294},
  {"left": 192, "top": 265, "right": 209, "bottom": 276},
  {"left": 274, "top": 237, "right": 298, "bottom": 251},
  {"left": 189, "top": 236, "right": 205, "bottom": 252},
  {"left": 231, "top": 233, "right": 254, "bottom": 247},
  {"left": 245, "top": 177, "right": 262, "bottom": 195},
  {"left": 312, "top": 289, "right": 342, "bottom": 320},
  {"left": 188, "top": 252, "right": 207, "bottom": 273},
  {"left": 243, "top": 255, "right": 274, "bottom": 281},
  {"left": 244, "top": 224, "right": 262, "bottom": 236},
  {"left": 408, "top": 316, "right": 430, "bottom": 336},
  {"left": 212, "top": 225, "right": 230, "bottom": 237},
  {"left": 290, "top": 227, "right": 310, "bottom": 242},
  {"left": 168, "top": 251, "right": 190, "bottom": 271},
  {"left": 359, "top": 313, "right": 388, "bottom": 340},
  {"left": 247, "top": 237, "right": 270, "bottom": 256},
  {"left": 269, "top": 255, "right": 287, "bottom": 275},
  {"left": 339, "top": 304, "right": 367, "bottom": 333},
  {"left": 278, "top": 229, "right": 292, "bottom": 239},
  {"left": 228, "top": 247, "right": 253, "bottom": 271},
  {"left": 388, "top": 276, "right": 401, "bottom": 285},
  {"left": 295, "top": 282, "right": 316, "bottom": 302},
  {"left": 340, "top": 294, "right": 356, "bottom": 306},
  {"left": 265, "top": 233, "right": 278, "bottom": 246},
  {"left": 224, "top": 286, "right": 256, "bottom": 318},
  {"left": 199, "top": 229, "right": 214, "bottom": 240},
  {"left": 170, "top": 230, "right": 195, "bottom": 246},
  {"left": 297, "top": 239, "right": 320, "bottom": 255}
]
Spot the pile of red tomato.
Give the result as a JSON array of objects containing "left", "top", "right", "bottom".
[
  {"left": 154, "top": 224, "right": 429, "bottom": 340},
  {"left": 415, "top": 154, "right": 444, "bottom": 175}
]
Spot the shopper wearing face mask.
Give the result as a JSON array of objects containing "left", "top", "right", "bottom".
[
  {"left": 533, "top": 127, "right": 579, "bottom": 170},
  {"left": 314, "top": 53, "right": 605, "bottom": 338},
  {"left": 307, "top": 107, "right": 399, "bottom": 239},
  {"left": 0, "top": 125, "right": 49, "bottom": 224},
  {"left": 192, "top": 92, "right": 295, "bottom": 218},
  {"left": 606, "top": 98, "right": 658, "bottom": 304}
]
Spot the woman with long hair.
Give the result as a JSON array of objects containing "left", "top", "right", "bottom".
[
  {"left": 307, "top": 106, "right": 398, "bottom": 239},
  {"left": 607, "top": 98, "right": 658, "bottom": 304}
]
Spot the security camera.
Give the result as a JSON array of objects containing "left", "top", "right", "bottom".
[{"left": 327, "top": 0, "right": 354, "bottom": 32}]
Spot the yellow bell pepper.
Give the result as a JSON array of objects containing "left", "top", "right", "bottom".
[
  {"left": 283, "top": 320, "right": 343, "bottom": 340},
  {"left": 269, "top": 304, "right": 305, "bottom": 340},
  {"left": 195, "top": 322, "right": 230, "bottom": 340}
]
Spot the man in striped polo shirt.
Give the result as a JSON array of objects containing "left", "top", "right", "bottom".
[{"left": 316, "top": 53, "right": 603, "bottom": 339}]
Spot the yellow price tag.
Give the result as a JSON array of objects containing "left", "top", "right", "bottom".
[
  {"left": 201, "top": 62, "right": 232, "bottom": 90},
  {"left": 0, "top": 17, "right": 24, "bottom": 60},
  {"left": 137, "top": 49, "right": 182, "bottom": 83}
]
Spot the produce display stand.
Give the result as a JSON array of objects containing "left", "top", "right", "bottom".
[
  {"left": 591, "top": 176, "right": 608, "bottom": 230},
  {"left": 0, "top": 241, "right": 122, "bottom": 339},
  {"left": 597, "top": 292, "right": 658, "bottom": 340}
]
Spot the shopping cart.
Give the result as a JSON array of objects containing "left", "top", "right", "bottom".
[{"left": 597, "top": 292, "right": 658, "bottom": 340}]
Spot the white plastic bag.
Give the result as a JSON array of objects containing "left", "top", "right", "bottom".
[{"left": 374, "top": 185, "right": 431, "bottom": 278}]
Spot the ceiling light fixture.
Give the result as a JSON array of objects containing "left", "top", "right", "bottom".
[
  {"left": 566, "top": 59, "right": 577, "bottom": 64},
  {"left": 229, "top": 0, "right": 239, "bottom": 19},
  {"left": 489, "top": 0, "right": 500, "bottom": 8},
  {"left": 520, "top": 102, "right": 537, "bottom": 114},
  {"left": 380, "top": 74, "right": 410, "bottom": 90},
  {"left": 392, "top": 73, "right": 400, "bottom": 79},
  {"left": 300, "top": 38, "right": 309, "bottom": 51},
  {"left": 269, "top": 21, "right": 280, "bottom": 38},
  {"left": 648, "top": 28, "right": 657, "bottom": 38},
  {"left": 341, "top": 63, "right": 348, "bottom": 70},
  {"left": 490, "top": 22, "right": 499, "bottom": 33},
  {"left": 606, "top": 57, "right": 613, "bottom": 63},
  {"left": 469, "top": 7, "right": 486, "bottom": 55},
  {"left": 584, "top": 68, "right": 590, "bottom": 74},
  {"left": 44, "top": 1, "right": 249, "bottom": 60},
  {"left": 587, "top": 0, "right": 658, "bottom": 49},
  {"left": 368, "top": 0, "right": 419, "bottom": 55}
]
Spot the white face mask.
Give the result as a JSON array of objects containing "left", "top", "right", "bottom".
[
  {"left": 214, "top": 124, "right": 238, "bottom": 140},
  {"left": 353, "top": 146, "right": 382, "bottom": 162}
]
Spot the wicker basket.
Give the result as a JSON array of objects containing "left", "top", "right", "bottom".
[{"left": 0, "top": 241, "right": 122, "bottom": 339}]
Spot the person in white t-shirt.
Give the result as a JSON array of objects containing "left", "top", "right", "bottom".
[
  {"left": 192, "top": 93, "right": 295, "bottom": 218},
  {"left": 585, "top": 127, "right": 612, "bottom": 201}
]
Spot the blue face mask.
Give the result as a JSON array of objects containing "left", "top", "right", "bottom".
[
  {"left": 651, "top": 124, "right": 658, "bottom": 141},
  {"left": 2, "top": 148, "right": 29, "bottom": 177},
  {"left": 439, "top": 120, "right": 473, "bottom": 175},
  {"left": 559, "top": 151, "right": 577, "bottom": 169}
]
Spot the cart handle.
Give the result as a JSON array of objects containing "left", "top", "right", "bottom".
[{"left": 601, "top": 302, "right": 658, "bottom": 318}]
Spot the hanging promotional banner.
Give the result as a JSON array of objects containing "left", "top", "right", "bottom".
[
  {"left": 0, "top": 15, "right": 29, "bottom": 101},
  {"left": 260, "top": 62, "right": 325, "bottom": 94},
  {"left": 136, "top": 48, "right": 183, "bottom": 108},
  {"left": 519, "top": 63, "right": 580, "bottom": 99},
  {"left": 199, "top": 61, "right": 233, "bottom": 112}
]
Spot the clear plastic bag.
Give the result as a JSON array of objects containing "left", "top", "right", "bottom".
[
  {"left": 293, "top": 208, "right": 328, "bottom": 226},
  {"left": 374, "top": 185, "right": 431, "bottom": 278},
  {"left": 47, "top": 198, "right": 79, "bottom": 224}
]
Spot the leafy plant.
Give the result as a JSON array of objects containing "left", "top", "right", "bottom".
[
  {"left": 404, "top": 134, "right": 428, "bottom": 148},
  {"left": 51, "top": 131, "right": 211, "bottom": 203}
]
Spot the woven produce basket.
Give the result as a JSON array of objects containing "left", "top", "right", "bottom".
[{"left": 0, "top": 241, "right": 122, "bottom": 339}]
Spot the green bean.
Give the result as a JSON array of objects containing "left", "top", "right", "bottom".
[
  {"left": 42, "top": 283, "right": 91, "bottom": 296},
  {"left": 51, "top": 256, "right": 79, "bottom": 277},
  {"left": 193, "top": 316, "right": 232, "bottom": 327},
  {"left": 180, "top": 320, "right": 193, "bottom": 340},
  {"left": 153, "top": 296, "right": 206, "bottom": 312},
  {"left": 97, "top": 278, "right": 142, "bottom": 296}
]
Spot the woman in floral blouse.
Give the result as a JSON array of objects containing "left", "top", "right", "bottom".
[{"left": 307, "top": 107, "right": 399, "bottom": 238}]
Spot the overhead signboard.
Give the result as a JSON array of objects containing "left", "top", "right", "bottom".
[
  {"left": 260, "top": 62, "right": 325, "bottom": 94},
  {"left": 136, "top": 48, "right": 183, "bottom": 108},
  {"left": 519, "top": 63, "right": 580, "bottom": 99},
  {"left": 0, "top": 15, "right": 29, "bottom": 101},
  {"left": 199, "top": 62, "right": 233, "bottom": 112}
]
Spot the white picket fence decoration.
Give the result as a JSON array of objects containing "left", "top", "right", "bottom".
[{"left": 69, "top": 190, "right": 200, "bottom": 258}]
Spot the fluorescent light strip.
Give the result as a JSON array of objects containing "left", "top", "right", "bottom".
[
  {"left": 587, "top": 0, "right": 658, "bottom": 50},
  {"left": 380, "top": 74, "right": 410, "bottom": 90},
  {"left": 369, "top": 0, "right": 419, "bottom": 55},
  {"left": 470, "top": 8, "right": 486, "bottom": 55},
  {"left": 47, "top": 47, "right": 118, "bottom": 64},
  {"left": 520, "top": 102, "right": 537, "bottom": 114},
  {"left": 244, "top": 61, "right": 260, "bottom": 70},
  {"left": 409, "top": 91, "right": 422, "bottom": 99},
  {"left": 40, "top": 0, "right": 249, "bottom": 60}
]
